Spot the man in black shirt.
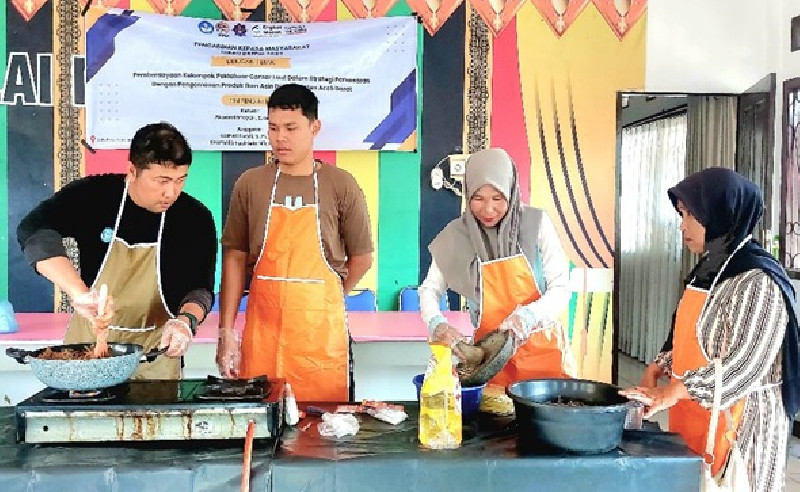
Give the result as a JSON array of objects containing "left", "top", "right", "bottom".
[{"left": 17, "top": 122, "right": 217, "bottom": 379}]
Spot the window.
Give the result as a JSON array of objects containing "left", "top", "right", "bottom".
[{"left": 782, "top": 79, "right": 800, "bottom": 277}]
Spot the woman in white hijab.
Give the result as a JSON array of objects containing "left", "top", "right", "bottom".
[{"left": 419, "top": 148, "right": 576, "bottom": 386}]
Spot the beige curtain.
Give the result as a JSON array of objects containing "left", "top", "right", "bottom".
[
  {"left": 680, "top": 96, "right": 738, "bottom": 282},
  {"left": 619, "top": 114, "right": 687, "bottom": 362}
]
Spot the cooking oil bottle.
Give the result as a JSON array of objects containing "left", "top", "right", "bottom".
[{"left": 419, "top": 343, "right": 462, "bottom": 449}]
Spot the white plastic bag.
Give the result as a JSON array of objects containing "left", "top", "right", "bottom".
[
  {"left": 317, "top": 413, "right": 359, "bottom": 438},
  {"left": 368, "top": 408, "right": 408, "bottom": 425},
  {"left": 284, "top": 382, "right": 300, "bottom": 426}
]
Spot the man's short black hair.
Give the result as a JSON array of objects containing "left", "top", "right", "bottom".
[
  {"left": 268, "top": 84, "right": 319, "bottom": 120},
  {"left": 129, "top": 122, "right": 192, "bottom": 170}
]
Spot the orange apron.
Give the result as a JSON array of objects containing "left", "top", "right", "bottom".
[
  {"left": 239, "top": 168, "right": 349, "bottom": 402},
  {"left": 669, "top": 285, "right": 745, "bottom": 476},
  {"left": 474, "top": 253, "right": 572, "bottom": 387}
]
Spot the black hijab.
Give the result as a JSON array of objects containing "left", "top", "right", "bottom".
[{"left": 667, "top": 167, "right": 800, "bottom": 417}]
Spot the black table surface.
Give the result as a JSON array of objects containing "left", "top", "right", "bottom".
[{"left": 0, "top": 403, "right": 701, "bottom": 491}]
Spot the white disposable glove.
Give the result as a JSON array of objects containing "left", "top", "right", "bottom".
[
  {"left": 159, "top": 318, "right": 193, "bottom": 357},
  {"left": 430, "top": 322, "right": 467, "bottom": 361},
  {"left": 216, "top": 327, "right": 242, "bottom": 378},
  {"left": 497, "top": 305, "right": 541, "bottom": 350},
  {"left": 70, "top": 288, "right": 115, "bottom": 331}
]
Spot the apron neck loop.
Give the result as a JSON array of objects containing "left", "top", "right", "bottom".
[
  {"left": 271, "top": 162, "right": 320, "bottom": 206},
  {"left": 115, "top": 178, "right": 131, "bottom": 234},
  {"left": 120, "top": 178, "right": 168, "bottom": 241},
  {"left": 698, "top": 234, "right": 752, "bottom": 318}
]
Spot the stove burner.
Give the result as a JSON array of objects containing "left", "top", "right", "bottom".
[
  {"left": 197, "top": 375, "right": 270, "bottom": 401},
  {"left": 41, "top": 386, "right": 122, "bottom": 403},
  {"left": 206, "top": 375, "right": 268, "bottom": 385},
  {"left": 70, "top": 389, "right": 100, "bottom": 398}
]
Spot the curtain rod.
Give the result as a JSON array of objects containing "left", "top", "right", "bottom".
[{"left": 622, "top": 105, "right": 688, "bottom": 129}]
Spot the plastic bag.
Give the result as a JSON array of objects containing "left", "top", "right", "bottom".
[
  {"left": 318, "top": 412, "right": 359, "bottom": 438},
  {"left": 284, "top": 382, "right": 300, "bottom": 426},
  {"left": 368, "top": 408, "right": 408, "bottom": 425}
]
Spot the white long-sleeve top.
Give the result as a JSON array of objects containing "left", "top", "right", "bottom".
[{"left": 419, "top": 212, "right": 571, "bottom": 335}]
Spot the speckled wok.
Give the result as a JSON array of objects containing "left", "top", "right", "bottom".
[{"left": 6, "top": 343, "right": 163, "bottom": 390}]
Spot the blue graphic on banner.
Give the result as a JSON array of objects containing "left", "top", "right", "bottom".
[
  {"left": 86, "top": 11, "right": 139, "bottom": 81},
  {"left": 364, "top": 70, "right": 416, "bottom": 150}
]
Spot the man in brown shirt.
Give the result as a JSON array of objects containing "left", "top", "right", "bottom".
[
  {"left": 220, "top": 163, "right": 373, "bottom": 280},
  {"left": 217, "top": 84, "right": 373, "bottom": 397}
]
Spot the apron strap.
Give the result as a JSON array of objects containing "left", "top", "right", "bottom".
[
  {"left": 698, "top": 235, "right": 752, "bottom": 320},
  {"left": 705, "top": 358, "right": 723, "bottom": 464},
  {"left": 705, "top": 358, "right": 771, "bottom": 464}
]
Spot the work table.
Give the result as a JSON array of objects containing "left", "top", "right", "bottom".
[{"left": 0, "top": 403, "right": 701, "bottom": 492}]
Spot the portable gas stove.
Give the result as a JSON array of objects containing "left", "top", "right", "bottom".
[{"left": 15, "top": 376, "right": 285, "bottom": 443}]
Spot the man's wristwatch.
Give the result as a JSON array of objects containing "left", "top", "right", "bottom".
[{"left": 178, "top": 312, "right": 198, "bottom": 335}]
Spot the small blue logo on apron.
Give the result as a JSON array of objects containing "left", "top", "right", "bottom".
[{"left": 100, "top": 227, "right": 113, "bottom": 243}]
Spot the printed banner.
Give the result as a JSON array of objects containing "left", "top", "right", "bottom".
[{"left": 85, "top": 8, "right": 418, "bottom": 151}]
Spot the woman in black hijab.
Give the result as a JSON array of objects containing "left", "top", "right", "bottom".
[{"left": 621, "top": 168, "right": 798, "bottom": 491}]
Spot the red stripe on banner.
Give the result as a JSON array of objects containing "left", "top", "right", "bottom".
[
  {"left": 489, "top": 19, "right": 531, "bottom": 204},
  {"left": 314, "top": 150, "right": 337, "bottom": 167},
  {"left": 318, "top": 0, "right": 337, "bottom": 21},
  {"left": 85, "top": 149, "right": 129, "bottom": 175}
]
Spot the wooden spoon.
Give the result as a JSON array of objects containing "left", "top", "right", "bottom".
[{"left": 92, "top": 284, "right": 109, "bottom": 358}]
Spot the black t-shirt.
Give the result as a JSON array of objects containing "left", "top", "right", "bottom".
[{"left": 16, "top": 173, "right": 217, "bottom": 317}]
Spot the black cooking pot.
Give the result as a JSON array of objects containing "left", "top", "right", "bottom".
[{"left": 507, "top": 378, "right": 628, "bottom": 454}]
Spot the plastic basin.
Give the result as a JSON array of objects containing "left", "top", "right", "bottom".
[{"left": 413, "top": 374, "right": 485, "bottom": 418}]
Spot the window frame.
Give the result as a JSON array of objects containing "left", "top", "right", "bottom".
[{"left": 781, "top": 77, "right": 800, "bottom": 279}]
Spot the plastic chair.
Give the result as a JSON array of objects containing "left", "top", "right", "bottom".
[
  {"left": 345, "top": 289, "right": 377, "bottom": 311},
  {"left": 398, "top": 287, "right": 449, "bottom": 311},
  {"left": 0, "top": 300, "right": 19, "bottom": 334}
]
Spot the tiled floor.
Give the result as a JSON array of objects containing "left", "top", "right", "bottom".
[{"left": 617, "top": 352, "right": 800, "bottom": 491}]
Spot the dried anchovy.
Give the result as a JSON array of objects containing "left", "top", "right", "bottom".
[
  {"left": 37, "top": 347, "right": 104, "bottom": 361},
  {"left": 545, "top": 396, "right": 596, "bottom": 407}
]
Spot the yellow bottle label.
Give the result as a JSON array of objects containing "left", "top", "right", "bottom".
[{"left": 419, "top": 344, "right": 462, "bottom": 449}]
